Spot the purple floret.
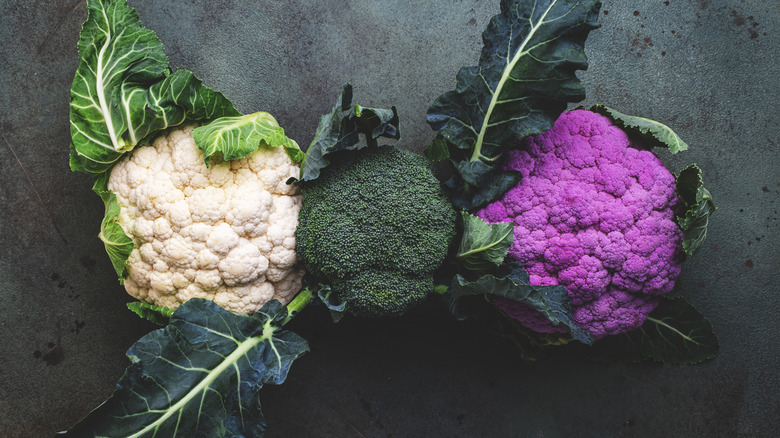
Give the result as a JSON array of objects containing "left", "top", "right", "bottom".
[{"left": 476, "top": 110, "right": 683, "bottom": 340}]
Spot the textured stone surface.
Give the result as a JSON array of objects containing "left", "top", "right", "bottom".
[{"left": 0, "top": 0, "right": 777, "bottom": 436}]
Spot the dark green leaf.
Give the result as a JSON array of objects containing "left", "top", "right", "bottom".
[
  {"left": 427, "top": 0, "right": 601, "bottom": 197},
  {"left": 675, "top": 164, "right": 716, "bottom": 257},
  {"left": 299, "top": 84, "right": 400, "bottom": 181},
  {"left": 92, "top": 173, "right": 133, "bottom": 281},
  {"left": 59, "top": 298, "right": 310, "bottom": 437},
  {"left": 638, "top": 297, "right": 719, "bottom": 363},
  {"left": 590, "top": 104, "right": 689, "bottom": 153},
  {"left": 443, "top": 166, "right": 521, "bottom": 210},
  {"left": 192, "top": 112, "right": 303, "bottom": 165},
  {"left": 69, "top": 0, "right": 239, "bottom": 175},
  {"left": 455, "top": 159, "right": 494, "bottom": 187},
  {"left": 126, "top": 302, "right": 175, "bottom": 326},
  {"left": 456, "top": 212, "right": 514, "bottom": 272},
  {"left": 423, "top": 133, "right": 451, "bottom": 161},
  {"left": 591, "top": 297, "right": 718, "bottom": 364},
  {"left": 316, "top": 286, "right": 347, "bottom": 323},
  {"left": 354, "top": 104, "right": 400, "bottom": 140},
  {"left": 449, "top": 262, "right": 593, "bottom": 345}
]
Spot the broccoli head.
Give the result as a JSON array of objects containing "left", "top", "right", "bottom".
[{"left": 296, "top": 145, "right": 457, "bottom": 317}]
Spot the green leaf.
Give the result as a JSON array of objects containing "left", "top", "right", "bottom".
[
  {"left": 639, "top": 297, "right": 719, "bottom": 363},
  {"left": 590, "top": 104, "right": 689, "bottom": 153},
  {"left": 591, "top": 297, "right": 718, "bottom": 364},
  {"left": 423, "top": 133, "right": 451, "bottom": 161},
  {"left": 192, "top": 112, "right": 304, "bottom": 165},
  {"left": 427, "top": 0, "right": 601, "bottom": 207},
  {"left": 449, "top": 262, "right": 593, "bottom": 345},
  {"left": 456, "top": 212, "right": 514, "bottom": 272},
  {"left": 675, "top": 164, "right": 716, "bottom": 257},
  {"left": 58, "top": 296, "right": 311, "bottom": 437},
  {"left": 126, "top": 301, "right": 175, "bottom": 326},
  {"left": 316, "top": 286, "right": 347, "bottom": 323},
  {"left": 69, "top": 0, "right": 239, "bottom": 175},
  {"left": 299, "top": 84, "right": 400, "bottom": 181},
  {"left": 92, "top": 173, "right": 133, "bottom": 281},
  {"left": 444, "top": 160, "right": 522, "bottom": 210}
]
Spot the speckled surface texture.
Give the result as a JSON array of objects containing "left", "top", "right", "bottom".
[{"left": 0, "top": 1, "right": 777, "bottom": 437}]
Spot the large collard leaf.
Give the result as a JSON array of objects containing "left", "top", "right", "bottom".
[
  {"left": 590, "top": 297, "right": 718, "bottom": 364},
  {"left": 426, "top": 0, "right": 601, "bottom": 209},
  {"left": 299, "top": 84, "right": 400, "bottom": 181},
  {"left": 449, "top": 262, "right": 593, "bottom": 345},
  {"left": 590, "top": 104, "right": 689, "bottom": 153},
  {"left": 192, "top": 112, "right": 304, "bottom": 165},
  {"left": 92, "top": 173, "right": 133, "bottom": 280},
  {"left": 69, "top": 0, "right": 239, "bottom": 175},
  {"left": 675, "top": 164, "right": 716, "bottom": 257},
  {"left": 456, "top": 212, "right": 514, "bottom": 272},
  {"left": 59, "top": 296, "right": 311, "bottom": 437}
]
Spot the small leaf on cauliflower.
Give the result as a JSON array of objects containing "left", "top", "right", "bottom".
[
  {"left": 193, "top": 112, "right": 304, "bottom": 166},
  {"left": 126, "top": 301, "right": 175, "bottom": 326},
  {"left": 456, "top": 212, "right": 515, "bottom": 272},
  {"left": 675, "top": 164, "right": 716, "bottom": 257},
  {"left": 92, "top": 173, "right": 133, "bottom": 281},
  {"left": 590, "top": 104, "right": 689, "bottom": 154}
]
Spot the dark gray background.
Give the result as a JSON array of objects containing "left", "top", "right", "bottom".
[{"left": 1, "top": 1, "right": 777, "bottom": 437}]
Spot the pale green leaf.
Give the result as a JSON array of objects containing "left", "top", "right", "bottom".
[
  {"left": 69, "top": 0, "right": 239, "bottom": 175},
  {"left": 591, "top": 104, "right": 689, "bottom": 153},
  {"left": 126, "top": 302, "right": 175, "bottom": 326},
  {"left": 456, "top": 212, "right": 514, "bottom": 272},
  {"left": 92, "top": 173, "right": 132, "bottom": 281},
  {"left": 192, "top": 112, "right": 304, "bottom": 165}
]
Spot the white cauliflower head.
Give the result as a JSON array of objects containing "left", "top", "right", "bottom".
[{"left": 108, "top": 125, "right": 304, "bottom": 314}]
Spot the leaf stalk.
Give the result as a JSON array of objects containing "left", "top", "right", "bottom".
[{"left": 279, "top": 287, "right": 315, "bottom": 326}]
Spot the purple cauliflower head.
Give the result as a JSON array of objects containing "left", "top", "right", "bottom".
[{"left": 476, "top": 109, "right": 683, "bottom": 340}]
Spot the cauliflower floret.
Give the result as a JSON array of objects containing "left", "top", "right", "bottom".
[
  {"left": 478, "top": 110, "right": 683, "bottom": 340},
  {"left": 218, "top": 240, "right": 268, "bottom": 286},
  {"left": 213, "top": 282, "right": 275, "bottom": 315},
  {"left": 108, "top": 125, "right": 305, "bottom": 314}
]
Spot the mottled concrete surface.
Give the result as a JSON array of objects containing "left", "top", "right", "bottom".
[{"left": 0, "top": 0, "right": 777, "bottom": 437}]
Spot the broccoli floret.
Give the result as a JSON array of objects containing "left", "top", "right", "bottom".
[
  {"left": 296, "top": 145, "right": 457, "bottom": 317},
  {"left": 335, "top": 270, "right": 433, "bottom": 318}
]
